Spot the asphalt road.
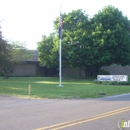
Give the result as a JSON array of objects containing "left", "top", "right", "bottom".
[{"left": 0, "top": 93, "right": 130, "bottom": 130}]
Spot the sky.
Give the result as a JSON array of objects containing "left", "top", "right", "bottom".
[{"left": 0, "top": 0, "right": 130, "bottom": 49}]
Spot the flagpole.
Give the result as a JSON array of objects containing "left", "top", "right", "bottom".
[
  {"left": 59, "top": 5, "right": 62, "bottom": 87},
  {"left": 59, "top": 38, "right": 62, "bottom": 86}
]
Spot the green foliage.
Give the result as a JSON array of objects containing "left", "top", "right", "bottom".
[
  {"left": 93, "top": 79, "right": 98, "bottom": 83},
  {"left": 116, "top": 81, "right": 128, "bottom": 85},
  {"left": 102, "top": 81, "right": 117, "bottom": 85},
  {"left": 37, "top": 34, "right": 59, "bottom": 68},
  {"left": 93, "top": 79, "right": 102, "bottom": 84},
  {"left": 125, "top": 82, "right": 130, "bottom": 85},
  {"left": 0, "top": 40, "right": 29, "bottom": 78},
  {"left": 10, "top": 41, "right": 31, "bottom": 62},
  {"left": 102, "top": 81, "right": 110, "bottom": 85},
  {"left": 38, "top": 6, "right": 130, "bottom": 77},
  {"left": 93, "top": 79, "right": 130, "bottom": 85},
  {"left": 0, "top": 26, "right": 12, "bottom": 78},
  {"left": 92, "top": 5, "right": 130, "bottom": 66}
]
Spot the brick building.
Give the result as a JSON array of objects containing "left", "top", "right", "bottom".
[{"left": 3, "top": 50, "right": 130, "bottom": 77}]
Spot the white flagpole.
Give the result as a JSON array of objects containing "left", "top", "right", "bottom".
[
  {"left": 59, "top": 38, "right": 62, "bottom": 86},
  {"left": 59, "top": 5, "right": 62, "bottom": 87}
]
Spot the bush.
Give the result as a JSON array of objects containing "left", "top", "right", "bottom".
[
  {"left": 93, "top": 79, "right": 98, "bottom": 83},
  {"left": 125, "top": 82, "right": 130, "bottom": 85},
  {"left": 116, "top": 82, "right": 128, "bottom": 85},
  {"left": 102, "top": 81, "right": 109, "bottom": 85},
  {"left": 110, "top": 81, "right": 117, "bottom": 85},
  {"left": 93, "top": 79, "right": 130, "bottom": 85},
  {"left": 93, "top": 79, "right": 102, "bottom": 84}
]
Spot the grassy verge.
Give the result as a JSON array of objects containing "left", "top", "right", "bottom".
[{"left": 0, "top": 77, "right": 130, "bottom": 99}]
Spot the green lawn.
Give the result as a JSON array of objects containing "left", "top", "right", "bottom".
[{"left": 0, "top": 77, "right": 130, "bottom": 99}]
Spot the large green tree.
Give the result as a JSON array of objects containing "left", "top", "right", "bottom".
[
  {"left": 0, "top": 26, "right": 11, "bottom": 75},
  {"left": 0, "top": 39, "right": 30, "bottom": 78},
  {"left": 37, "top": 33, "right": 59, "bottom": 68},
  {"left": 7, "top": 42, "right": 31, "bottom": 78},
  {"left": 60, "top": 9, "right": 93, "bottom": 76},
  {"left": 38, "top": 6, "right": 130, "bottom": 77},
  {"left": 91, "top": 5, "right": 130, "bottom": 67},
  {"left": 38, "top": 9, "right": 89, "bottom": 69}
]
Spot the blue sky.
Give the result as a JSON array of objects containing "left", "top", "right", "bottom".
[{"left": 0, "top": 0, "right": 130, "bottom": 49}]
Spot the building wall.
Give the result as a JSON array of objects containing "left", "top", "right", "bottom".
[
  {"left": 11, "top": 62, "right": 37, "bottom": 76},
  {"left": 102, "top": 64, "right": 130, "bottom": 75},
  {"left": 62, "top": 65, "right": 130, "bottom": 77},
  {"left": 1, "top": 63, "right": 130, "bottom": 77},
  {"left": 62, "top": 67, "right": 85, "bottom": 77},
  {"left": 10, "top": 62, "right": 58, "bottom": 77}
]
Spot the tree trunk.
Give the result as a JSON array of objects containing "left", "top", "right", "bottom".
[
  {"left": 3, "top": 69, "right": 9, "bottom": 79},
  {"left": 4, "top": 73, "right": 9, "bottom": 79}
]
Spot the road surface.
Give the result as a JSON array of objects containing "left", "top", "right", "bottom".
[{"left": 0, "top": 93, "right": 130, "bottom": 130}]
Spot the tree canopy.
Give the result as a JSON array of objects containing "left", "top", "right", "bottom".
[
  {"left": 0, "top": 26, "right": 10, "bottom": 67},
  {"left": 91, "top": 6, "right": 130, "bottom": 66},
  {"left": 37, "top": 6, "right": 130, "bottom": 77},
  {"left": 0, "top": 22, "right": 33, "bottom": 78}
]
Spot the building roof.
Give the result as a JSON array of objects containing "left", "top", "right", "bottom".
[{"left": 24, "top": 50, "right": 39, "bottom": 62}]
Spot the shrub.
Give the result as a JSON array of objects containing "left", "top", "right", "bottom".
[
  {"left": 125, "top": 82, "right": 130, "bottom": 85},
  {"left": 116, "top": 82, "right": 128, "bottom": 85},
  {"left": 93, "top": 79, "right": 130, "bottom": 85},
  {"left": 93, "top": 79, "right": 98, "bottom": 83},
  {"left": 93, "top": 79, "right": 102, "bottom": 84},
  {"left": 102, "top": 81, "right": 109, "bottom": 85},
  {"left": 110, "top": 81, "right": 117, "bottom": 85}
]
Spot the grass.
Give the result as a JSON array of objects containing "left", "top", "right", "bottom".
[{"left": 0, "top": 77, "right": 130, "bottom": 99}]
